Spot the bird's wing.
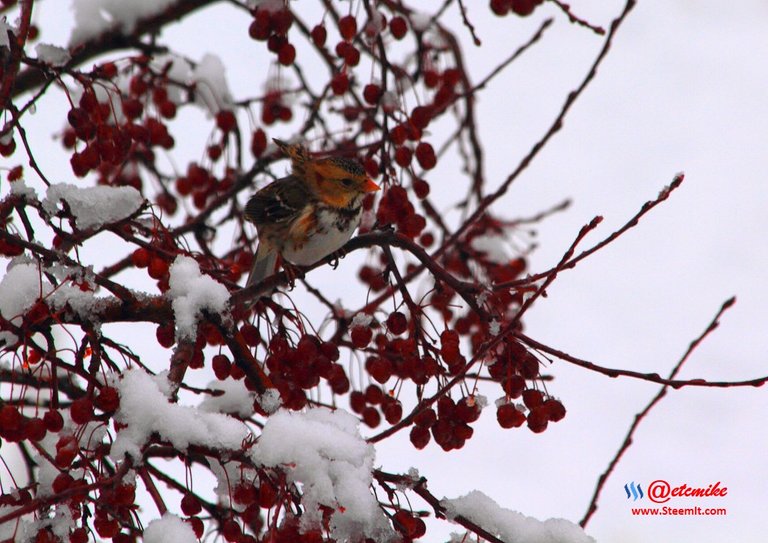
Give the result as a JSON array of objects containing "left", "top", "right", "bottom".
[{"left": 244, "top": 175, "right": 312, "bottom": 227}]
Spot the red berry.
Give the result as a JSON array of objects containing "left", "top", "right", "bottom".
[
  {"left": 52, "top": 472, "right": 75, "bottom": 493},
  {"left": 249, "top": 11, "right": 272, "bottom": 41},
  {"left": 410, "top": 106, "right": 432, "bottom": 129},
  {"left": 386, "top": 311, "right": 408, "bottom": 335},
  {"left": 543, "top": 399, "right": 566, "bottom": 422},
  {"left": 490, "top": 0, "right": 510, "bottom": 16},
  {"left": 351, "top": 326, "right": 372, "bottom": 348},
  {"left": 43, "top": 410, "right": 64, "bottom": 432},
  {"left": 159, "top": 100, "right": 177, "bottom": 119},
  {"left": 95, "top": 386, "right": 119, "bottom": 412},
  {"left": 366, "top": 356, "right": 392, "bottom": 383},
  {"left": 413, "top": 179, "right": 430, "bottom": 199},
  {"left": 394, "top": 146, "right": 412, "bottom": 167},
  {"left": 390, "top": 124, "right": 408, "bottom": 145},
  {"left": 259, "top": 482, "right": 278, "bottom": 508},
  {"left": 362, "top": 406, "right": 381, "bottom": 428},
  {"left": 156, "top": 323, "right": 175, "bottom": 348},
  {"left": 331, "top": 72, "right": 349, "bottom": 95},
  {"left": 272, "top": 8, "right": 293, "bottom": 35},
  {"left": 413, "top": 408, "right": 437, "bottom": 428},
  {"left": 69, "top": 528, "right": 88, "bottom": 543},
  {"left": 212, "top": 354, "right": 232, "bottom": 380},
  {"left": 216, "top": 110, "right": 237, "bottom": 133},
  {"left": 277, "top": 42, "right": 296, "bottom": 65},
  {"left": 310, "top": 24, "right": 327, "bottom": 47},
  {"left": 181, "top": 493, "right": 203, "bottom": 516},
  {"left": 364, "top": 384, "right": 384, "bottom": 405},
  {"left": 511, "top": 0, "right": 541, "bottom": 16},
  {"left": 240, "top": 324, "right": 260, "bottom": 346},
  {"left": 383, "top": 402, "right": 403, "bottom": 424},
  {"left": 522, "top": 389, "right": 544, "bottom": 409},
  {"left": 496, "top": 403, "right": 525, "bottom": 428},
  {"left": 363, "top": 83, "right": 382, "bottom": 105},
  {"left": 0, "top": 405, "right": 22, "bottom": 432},
  {"left": 350, "top": 391, "right": 366, "bottom": 414},
  {"left": 339, "top": 15, "right": 357, "bottom": 40},
  {"left": 527, "top": 407, "right": 549, "bottom": 433},
  {"left": 94, "top": 516, "right": 119, "bottom": 538},
  {"left": 415, "top": 142, "right": 436, "bottom": 169},
  {"left": 131, "top": 247, "right": 150, "bottom": 268},
  {"left": 122, "top": 98, "right": 143, "bottom": 120},
  {"left": 222, "top": 518, "right": 242, "bottom": 542},
  {"left": 70, "top": 398, "right": 94, "bottom": 425},
  {"left": 251, "top": 128, "right": 267, "bottom": 157},
  {"left": 409, "top": 425, "right": 430, "bottom": 449},
  {"left": 148, "top": 257, "right": 169, "bottom": 279},
  {"left": 390, "top": 16, "right": 407, "bottom": 39}
]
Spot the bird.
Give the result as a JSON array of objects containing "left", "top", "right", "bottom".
[{"left": 244, "top": 139, "right": 380, "bottom": 289}]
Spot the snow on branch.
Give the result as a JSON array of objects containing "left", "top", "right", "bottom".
[
  {"left": 112, "top": 367, "right": 249, "bottom": 460},
  {"left": 251, "top": 408, "right": 394, "bottom": 542},
  {"left": 442, "top": 490, "right": 595, "bottom": 543}
]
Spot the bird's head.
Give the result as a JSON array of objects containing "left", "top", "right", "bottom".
[{"left": 274, "top": 139, "right": 380, "bottom": 207}]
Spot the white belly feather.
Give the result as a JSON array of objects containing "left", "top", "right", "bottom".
[{"left": 282, "top": 208, "right": 361, "bottom": 266}]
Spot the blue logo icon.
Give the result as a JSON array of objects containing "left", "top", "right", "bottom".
[{"left": 624, "top": 482, "right": 644, "bottom": 500}]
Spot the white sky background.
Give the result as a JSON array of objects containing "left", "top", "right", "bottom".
[{"left": 1, "top": 0, "right": 767, "bottom": 542}]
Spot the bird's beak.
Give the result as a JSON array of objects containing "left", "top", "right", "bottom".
[{"left": 363, "top": 178, "right": 381, "bottom": 193}]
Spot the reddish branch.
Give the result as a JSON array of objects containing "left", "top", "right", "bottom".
[
  {"left": 375, "top": 470, "right": 506, "bottom": 543},
  {"left": 9, "top": 0, "right": 219, "bottom": 99},
  {"left": 579, "top": 297, "right": 738, "bottom": 527},
  {"left": 518, "top": 328, "right": 768, "bottom": 390}
]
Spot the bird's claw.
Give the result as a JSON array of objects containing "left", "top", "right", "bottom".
[
  {"left": 282, "top": 262, "right": 305, "bottom": 289},
  {"left": 327, "top": 248, "right": 348, "bottom": 269}
]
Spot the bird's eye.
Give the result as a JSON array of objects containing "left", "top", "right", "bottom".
[{"left": 340, "top": 178, "right": 354, "bottom": 187}]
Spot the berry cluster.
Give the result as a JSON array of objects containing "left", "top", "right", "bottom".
[
  {"left": 409, "top": 395, "right": 480, "bottom": 451},
  {"left": 264, "top": 334, "right": 349, "bottom": 410},
  {"left": 350, "top": 384, "right": 403, "bottom": 428},
  {"left": 248, "top": 5, "right": 296, "bottom": 66},
  {"left": 375, "top": 185, "right": 426, "bottom": 239}
]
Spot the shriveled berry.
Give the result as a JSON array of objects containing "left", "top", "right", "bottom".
[
  {"left": 543, "top": 398, "right": 566, "bottom": 422},
  {"left": 522, "top": 388, "right": 544, "bottom": 409},
  {"left": 351, "top": 326, "right": 372, "bottom": 348},
  {"left": 497, "top": 403, "right": 525, "bottom": 428},
  {"left": 527, "top": 407, "right": 549, "bottom": 433}
]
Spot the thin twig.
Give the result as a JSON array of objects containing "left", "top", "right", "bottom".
[{"left": 579, "top": 297, "right": 737, "bottom": 526}]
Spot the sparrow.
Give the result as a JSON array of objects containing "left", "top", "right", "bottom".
[{"left": 244, "top": 139, "right": 380, "bottom": 288}]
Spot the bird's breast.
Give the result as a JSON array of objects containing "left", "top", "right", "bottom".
[{"left": 282, "top": 207, "right": 362, "bottom": 266}]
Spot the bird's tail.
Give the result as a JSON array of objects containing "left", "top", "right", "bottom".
[{"left": 246, "top": 243, "right": 279, "bottom": 288}]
